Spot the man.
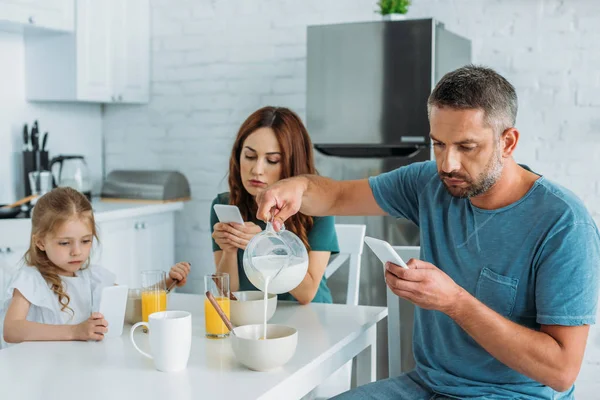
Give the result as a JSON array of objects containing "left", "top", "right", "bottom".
[{"left": 256, "top": 65, "right": 600, "bottom": 399}]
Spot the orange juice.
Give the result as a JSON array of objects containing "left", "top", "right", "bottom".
[
  {"left": 141, "top": 290, "right": 167, "bottom": 322},
  {"left": 204, "top": 296, "right": 230, "bottom": 337}
]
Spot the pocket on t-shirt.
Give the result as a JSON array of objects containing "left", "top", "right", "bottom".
[{"left": 475, "top": 267, "right": 519, "bottom": 317}]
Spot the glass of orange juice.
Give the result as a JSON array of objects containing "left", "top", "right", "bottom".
[
  {"left": 204, "top": 273, "right": 230, "bottom": 338},
  {"left": 141, "top": 270, "right": 168, "bottom": 325}
]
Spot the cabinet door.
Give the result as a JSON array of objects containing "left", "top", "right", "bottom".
[
  {"left": 111, "top": 0, "right": 149, "bottom": 103},
  {"left": 94, "top": 219, "right": 137, "bottom": 286},
  {"left": 75, "top": 0, "right": 113, "bottom": 101},
  {"left": 135, "top": 213, "right": 175, "bottom": 281},
  {"left": 0, "top": 0, "right": 74, "bottom": 31}
]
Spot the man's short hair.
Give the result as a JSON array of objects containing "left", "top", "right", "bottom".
[{"left": 428, "top": 65, "right": 518, "bottom": 135}]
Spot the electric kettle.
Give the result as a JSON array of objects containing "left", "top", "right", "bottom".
[{"left": 49, "top": 155, "right": 92, "bottom": 200}]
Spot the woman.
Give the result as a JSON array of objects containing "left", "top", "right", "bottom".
[{"left": 210, "top": 106, "right": 339, "bottom": 304}]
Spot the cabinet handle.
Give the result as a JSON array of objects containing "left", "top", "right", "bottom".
[
  {"left": 141, "top": 222, "right": 147, "bottom": 230},
  {"left": 111, "top": 95, "right": 116, "bottom": 102},
  {"left": 134, "top": 222, "right": 140, "bottom": 230},
  {"left": 118, "top": 94, "right": 123, "bottom": 101},
  {"left": 6, "top": 247, "right": 11, "bottom": 253},
  {"left": 28, "top": 16, "right": 35, "bottom": 24}
]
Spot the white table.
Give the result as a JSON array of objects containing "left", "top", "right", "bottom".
[{"left": 0, "top": 294, "right": 387, "bottom": 400}]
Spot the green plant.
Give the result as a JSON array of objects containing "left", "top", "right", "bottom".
[{"left": 376, "top": 0, "right": 411, "bottom": 15}]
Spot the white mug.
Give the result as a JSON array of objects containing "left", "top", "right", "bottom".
[{"left": 130, "top": 310, "right": 192, "bottom": 372}]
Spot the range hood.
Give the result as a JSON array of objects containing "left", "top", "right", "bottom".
[{"left": 313, "top": 143, "right": 426, "bottom": 159}]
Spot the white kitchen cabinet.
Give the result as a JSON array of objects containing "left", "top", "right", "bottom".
[
  {"left": 24, "top": 0, "right": 149, "bottom": 103},
  {"left": 110, "top": 0, "right": 150, "bottom": 103},
  {"left": 94, "top": 212, "right": 175, "bottom": 288},
  {"left": 0, "top": 0, "right": 74, "bottom": 32}
]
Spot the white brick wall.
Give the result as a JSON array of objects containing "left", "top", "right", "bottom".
[{"left": 102, "top": 0, "right": 600, "bottom": 396}]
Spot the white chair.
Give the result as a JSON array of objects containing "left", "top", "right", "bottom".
[
  {"left": 325, "top": 224, "right": 366, "bottom": 306},
  {"left": 0, "top": 249, "right": 24, "bottom": 349},
  {"left": 314, "top": 224, "right": 366, "bottom": 399},
  {"left": 387, "top": 246, "right": 420, "bottom": 377}
]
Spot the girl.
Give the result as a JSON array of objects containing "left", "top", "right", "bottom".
[
  {"left": 2, "top": 187, "right": 190, "bottom": 344},
  {"left": 210, "top": 106, "right": 339, "bottom": 304}
]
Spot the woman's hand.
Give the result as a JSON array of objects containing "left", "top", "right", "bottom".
[
  {"left": 213, "top": 223, "right": 240, "bottom": 253},
  {"left": 213, "top": 222, "right": 262, "bottom": 251},
  {"left": 73, "top": 312, "right": 107, "bottom": 341},
  {"left": 169, "top": 262, "right": 191, "bottom": 287}
]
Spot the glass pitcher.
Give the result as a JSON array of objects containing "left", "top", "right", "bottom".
[{"left": 243, "top": 221, "right": 309, "bottom": 294}]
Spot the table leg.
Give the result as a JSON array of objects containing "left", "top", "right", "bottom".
[
  {"left": 355, "top": 324, "right": 377, "bottom": 386},
  {"left": 386, "top": 286, "right": 402, "bottom": 377}
]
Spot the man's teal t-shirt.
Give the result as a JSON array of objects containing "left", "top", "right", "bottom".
[
  {"left": 369, "top": 161, "right": 600, "bottom": 400},
  {"left": 210, "top": 193, "right": 339, "bottom": 304}
]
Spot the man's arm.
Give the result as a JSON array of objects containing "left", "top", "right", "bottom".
[
  {"left": 257, "top": 175, "right": 385, "bottom": 225},
  {"left": 449, "top": 290, "right": 588, "bottom": 392},
  {"left": 386, "top": 260, "right": 590, "bottom": 393},
  {"left": 301, "top": 176, "right": 384, "bottom": 217}
]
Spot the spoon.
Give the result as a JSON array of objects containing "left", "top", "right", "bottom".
[
  {"left": 211, "top": 276, "right": 237, "bottom": 300},
  {"left": 205, "top": 291, "right": 235, "bottom": 336},
  {"left": 166, "top": 279, "right": 178, "bottom": 293}
]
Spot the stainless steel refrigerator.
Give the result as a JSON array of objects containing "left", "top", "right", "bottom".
[{"left": 306, "top": 18, "right": 471, "bottom": 379}]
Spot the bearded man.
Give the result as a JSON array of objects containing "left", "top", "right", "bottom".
[{"left": 256, "top": 65, "right": 600, "bottom": 400}]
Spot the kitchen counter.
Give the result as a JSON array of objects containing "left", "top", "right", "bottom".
[
  {"left": 0, "top": 198, "right": 185, "bottom": 248},
  {"left": 91, "top": 199, "right": 184, "bottom": 222}
]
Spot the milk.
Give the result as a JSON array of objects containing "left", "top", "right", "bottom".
[
  {"left": 262, "top": 276, "right": 271, "bottom": 340},
  {"left": 246, "top": 255, "right": 309, "bottom": 294}
]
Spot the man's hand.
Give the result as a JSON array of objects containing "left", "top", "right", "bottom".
[
  {"left": 385, "top": 258, "right": 463, "bottom": 314},
  {"left": 256, "top": 177, "right": 309, "bottom": 231}
]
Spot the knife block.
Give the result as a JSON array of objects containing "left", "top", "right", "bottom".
[{"left": 22, "top": 150, "right": 49, "bottom": 197}]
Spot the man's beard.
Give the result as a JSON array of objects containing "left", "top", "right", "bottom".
[{"left": 439, "top": 151, "right": 503, "bottom": 198}]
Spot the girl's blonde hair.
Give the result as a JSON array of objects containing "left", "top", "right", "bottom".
[{"left": 24, "top": 187, "right": 98, "bottom": 314}]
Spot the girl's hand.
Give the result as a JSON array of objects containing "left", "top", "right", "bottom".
[
  {"left": 216, "top": 222, "right": 262, "bottom": 251},
  {"left": 212, "top": 223, "right": 240, "bottom": 253},
  {"left": 74, "top": 312, "right": 107, "bottom": 341},
  {"left": 169, "top": 262, "right": 191, "bottom": 286}
]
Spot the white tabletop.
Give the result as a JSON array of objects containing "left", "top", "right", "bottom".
[{"left": 0, "top": 294, "right": 387, "bottom": 400}]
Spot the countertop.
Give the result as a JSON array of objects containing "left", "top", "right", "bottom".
[{"left": 0, "top": 198, "right": 185, "bottom": 247}]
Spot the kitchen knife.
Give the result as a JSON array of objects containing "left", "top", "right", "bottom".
[
  {"left": 41, "top": 132, "right": 48, "bottom": 152},
  {"left": 22, "top": 124, "right": 30, "bottom": 151},
  {"left": 31, "top": 120, "right": 39, "bottom": 151}
]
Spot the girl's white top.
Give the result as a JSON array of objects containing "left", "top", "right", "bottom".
[{"left": 2, "top": 264, "right": 115, "bottom": 326}]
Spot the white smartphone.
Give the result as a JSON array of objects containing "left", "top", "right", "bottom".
[
  {"left": 98, "top": 285, "right": 129, "bottom": 338},
  {"left": 214, "top": 204, "right": 245, "bottom": 224},
  {"left": 364, "top": 236, "right": 409, "bottom": 269}
]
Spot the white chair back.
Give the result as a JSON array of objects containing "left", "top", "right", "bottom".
[
  {"left": 325, "top": 224, "right": 366, "bottom": 306},
  {"left": 0, "top": 250, "right": 25, "bottom": 349}
]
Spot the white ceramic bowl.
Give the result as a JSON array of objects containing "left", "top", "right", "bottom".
[
  {"left": 231, "top": 324, "right": 298, "bottom": 371},
  {"left": 230, "top": 291, "right": 277, "bottom": 326}
]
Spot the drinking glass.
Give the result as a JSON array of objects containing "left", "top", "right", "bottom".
[
  {"left": 204, "top": 273, "right": 230, "bottom": 338},
  {"left": 141, "top": 270, "right": 168, "bottom": 324}
]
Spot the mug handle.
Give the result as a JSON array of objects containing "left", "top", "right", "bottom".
[{"left": 130, "top": 322, "right": 152, "bottom": 359}]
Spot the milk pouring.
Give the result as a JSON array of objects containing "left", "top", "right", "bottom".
[
  {"left": 246, "top": 255, "right": 309, "bottom": 293},
  {"left": 243, "top": 222, "right": 309, "bottom": 295}
]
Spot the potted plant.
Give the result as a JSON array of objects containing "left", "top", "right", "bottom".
[{"left": 376, "top": 0, "right": 411, "bottom": 21}]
